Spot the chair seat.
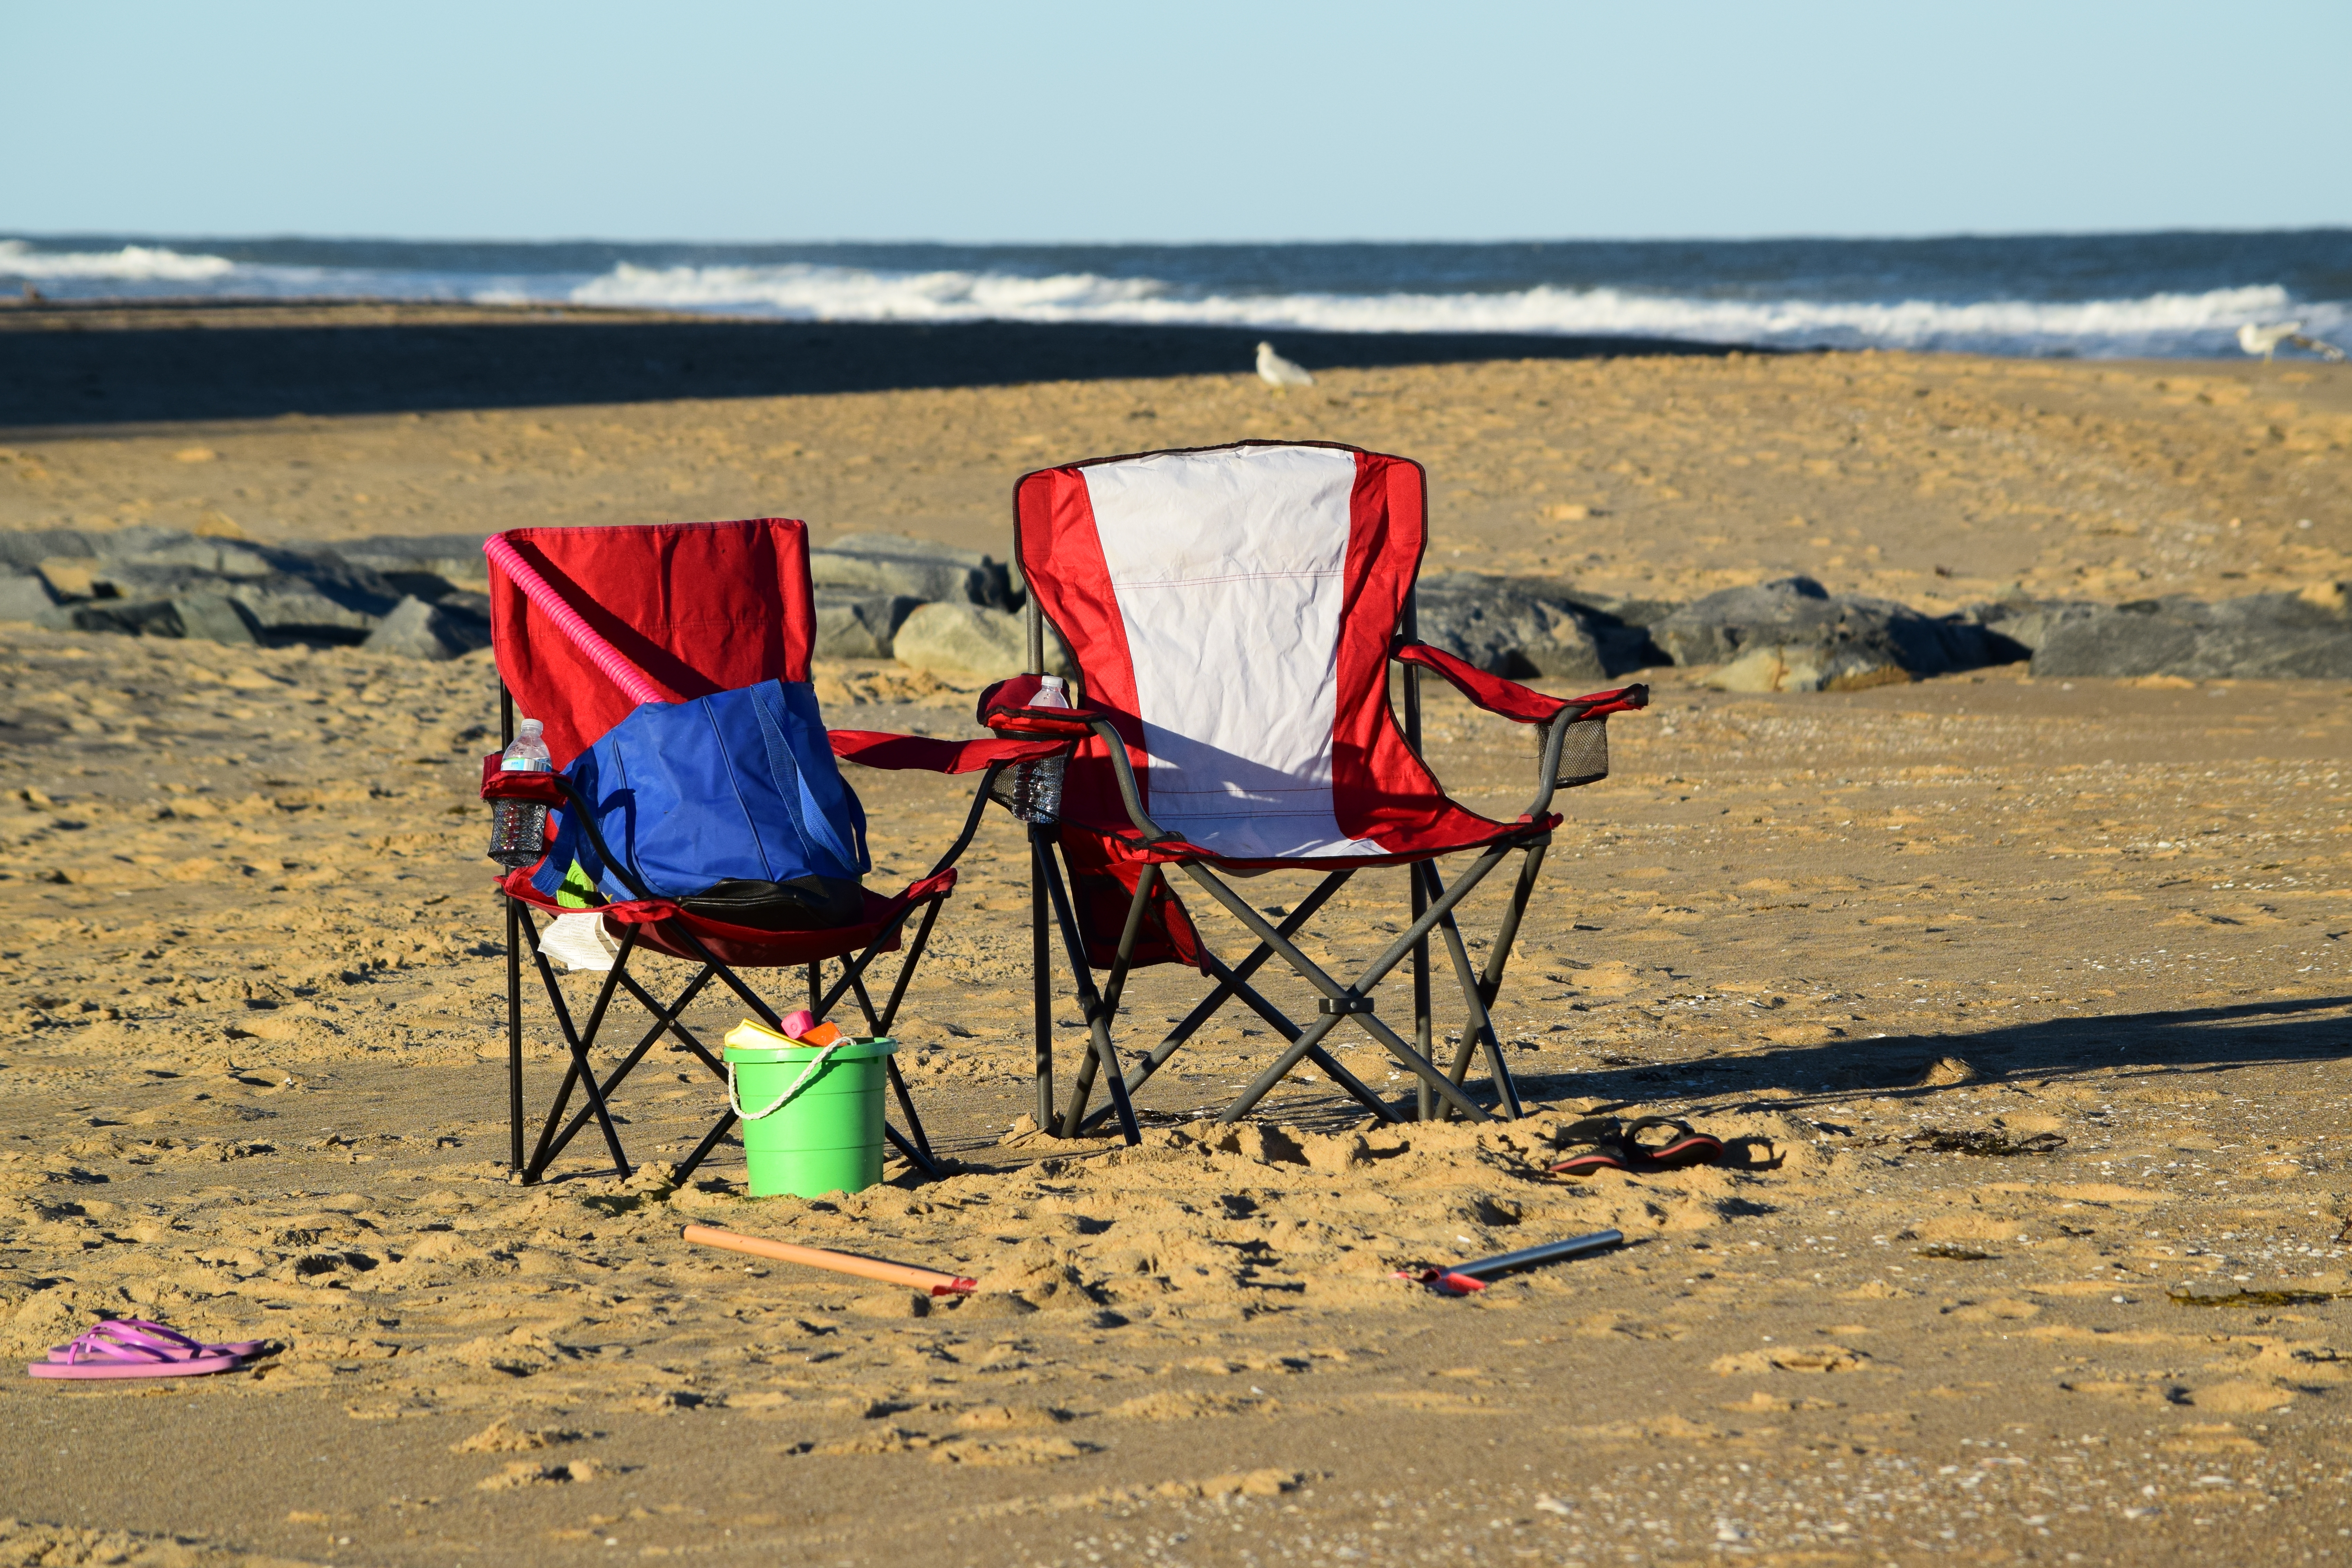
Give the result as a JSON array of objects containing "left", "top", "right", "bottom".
[
  {"left": 1066, "top": 805, "right": 1556, "bottom": 871},
  {"left": 499, "top": 869, "right": 956, "bottom": 968}
]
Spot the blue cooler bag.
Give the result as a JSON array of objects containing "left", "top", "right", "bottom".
[{"left": 529, "top": 679, "right": 870, "bottom": 929}]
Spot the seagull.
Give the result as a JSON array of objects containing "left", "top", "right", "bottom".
[
  {"left": 1256, "top": 341, "right": 1315, "bottom": 388},
  {"left": 2239, "top": 321, "right": 2347, "bottom": 362}
]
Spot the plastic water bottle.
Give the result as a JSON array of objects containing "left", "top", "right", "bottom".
[
  {"left": 487, "top": 719, "right": 552, "bottom": 867},
  {"left": 1011, "top": 676, "right": 1069, "bottom": 824}
]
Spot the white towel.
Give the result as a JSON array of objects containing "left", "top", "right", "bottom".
[{"left": 540, "top": 911, "right": 619, "bottom": 972}]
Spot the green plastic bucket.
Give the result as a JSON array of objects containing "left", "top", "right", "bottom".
[{"left": 722, "top": 1029, "right": 898, "bottom": 1199}]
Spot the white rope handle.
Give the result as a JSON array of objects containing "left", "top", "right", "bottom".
[{"left": 727, "top": 1039, "right": 847, "bottom": 1122}]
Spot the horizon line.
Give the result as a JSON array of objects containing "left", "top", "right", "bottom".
[{"left": 6, "top": 224, "right": 2351, "bottom": 250}]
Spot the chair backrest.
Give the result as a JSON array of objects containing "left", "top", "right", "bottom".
[
  {"left": 488, "top": 519, "right": 816, "bottom": 768},
  {"left": 1016, "top": 442, "right": 1445, "bottom": 860}
]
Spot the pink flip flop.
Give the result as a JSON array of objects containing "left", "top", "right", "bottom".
[{"left": 29, "top": 1319, "right": 265, "bottom": 1380}]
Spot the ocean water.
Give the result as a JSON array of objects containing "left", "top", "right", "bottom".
[{"left": 3, "top": 231, "right": 2347, "bottom": 360}]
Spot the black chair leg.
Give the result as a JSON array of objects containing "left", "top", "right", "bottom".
[
  {"left": 676, "top": 1110, "right": 738, "bottom": 1183},
  {"left": 506, "top": 897, "right": 526, "bottom": 1172},
  {"left": 886, "top": 1054, "right": 935, "bottom": 1167}
]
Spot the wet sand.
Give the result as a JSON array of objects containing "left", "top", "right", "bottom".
[{"left": 1, "top": 320, "right": 2350, "bottom": 1565}]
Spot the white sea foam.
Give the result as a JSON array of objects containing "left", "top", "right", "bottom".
[
  {"left": 0, "top": 240, "right": 238, "bottom": 281},
  {"left": 2, "top": 238, "right": 2337, "bottom": 358},
  {"left": 566, "top": 263, "right": 2335, "bottom": 356},
  {"left": 570, "top": 262, "right": 1164, "bottom": 318}
]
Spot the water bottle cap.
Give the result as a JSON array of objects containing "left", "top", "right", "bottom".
[
  {"left": 517, "top": 718, "right": 544, "bottom": 735},
  {"left": 1039, "top": 675, "right": 1066, "bottom": 690}
]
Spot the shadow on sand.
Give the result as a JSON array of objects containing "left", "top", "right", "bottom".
[
  {"left": 1238, "top": 993, "right": 2352, "bottom": 1137},
  {"left": 1523, "top": 992, "right": 2352, "bottom": 1115},
  {"left": 0, "top": 306, "right": 1751, "bottom": 428}
]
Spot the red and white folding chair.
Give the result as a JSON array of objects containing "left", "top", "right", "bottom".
[{"left": 987, "top": 441, "right": 1646, "bottom": 1136}]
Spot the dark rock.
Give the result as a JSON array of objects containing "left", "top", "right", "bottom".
[
  {"left": 36, "top": 598, "right": 188, "bottom": 636},
  {"left": 2030, "top": 584, "right": 2352, "bottom": 679},
  {"left": 28, "top": 545, "right": 405, "bottom": 644},
  {"left": 1650, "top": 575, "right": 2010, "bottom": 690},
  {"left": 107, "top": 535, "right": 279, "bottom": 579},
  {"left": 893, "top": 603, "right": 1072, "bottom": 679},
  {"left": 0, "top": 520, "right": 473, "bottom": 658},
  {"left": 0, "top": 528, "right": 96, "bottom": 569},
  {"left": 2206, "top": 583, "right": 2351, "bottom": 631},
  {"left": 1410, "top": 573, "right": 1663, "bottom": 682},
  {"left": 77, "top": 541, "right": 406, "bottom": 636},
  {"left": 89, "top": 524, "right": 197, "bottom": 560},
  {"left": 1969, "top": 598, "right": 2101, "bottom": 654},
  {"left": 223, "top": 579, "right": 385, "bottom": 638},
  {"left": 334, "top": 533, "right": 492, "bottom": 594},
  {"left": 0, "top": 570, "right": 58, "bottom": 620},
  {"left": 171, "top": 593, "right": 260, "bottom": 645},
  {"left": 362, "top": 595, "right": 492, "bottom": 660},
  {"left": 95, "top": 560, "right": 247, "bottom": 597},
  {"left": 15, "top": 528, "right": 497, "bottom": 654},
  {"left": 813, "top": 593, "right": 924, "bottom": 660},
  {"left": 1580, "top": 592, "right": 1682, "bottom": 631},
  {"left": 227, "top": 552, "right": 405, "bottom": 637},
  {"left": 1413, "top": 573, "right": 1602, "bottom": 681},
  {"left": 813, "top": 532, "right": 1018, "bottom": 612}
]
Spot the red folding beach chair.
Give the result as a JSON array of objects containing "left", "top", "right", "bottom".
[
  {"left": 480, "top": 518, "right": 1058, "bottom": 1185},
  {"left": 982, "top": 441, "right": 1646, "bottom": 1136}
]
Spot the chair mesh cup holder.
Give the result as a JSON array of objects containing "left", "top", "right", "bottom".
[{"left": 1553, "top": 714, "right": 1611, "bottom": 790}]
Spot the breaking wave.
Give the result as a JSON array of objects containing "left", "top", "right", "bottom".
[
  {"left": 572, "top": 264, "right": 2322, "bottom": 356},
  {"left": 0, "top": 239, "right": 238, "bottom": 281}
]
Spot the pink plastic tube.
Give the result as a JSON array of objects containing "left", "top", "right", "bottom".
[{"left": 484, "top": 535, "right": 666, "bottom": 708}]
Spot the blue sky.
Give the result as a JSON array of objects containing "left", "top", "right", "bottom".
[{"left": 9, "top": 1, "right": 2347, "bottom": 242}]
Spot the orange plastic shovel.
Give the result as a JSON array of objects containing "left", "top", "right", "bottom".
[{"left": 682, "top": 1224, "right": 978, "bottom": 1296}]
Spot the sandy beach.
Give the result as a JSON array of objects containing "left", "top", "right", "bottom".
[{"left": 2, "top": 306, "right": 2350, "bottom": 1565}]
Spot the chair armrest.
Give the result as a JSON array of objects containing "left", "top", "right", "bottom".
[
  {"left": 828, "top": 731, "right": 1065, "bottom": 775},
  {"left": 1392, "top": 641, "right": 1572, "bottom": 724},
  {"left": 1391, "top": 644, "right": 1650, "bottom": 822},
  {"left": 829, "top": 731, "right": 1062, "bottom": 882},
  {"left": 1076, "top": 714, "right": 1178, "bottom": 846},
  {"left": 974, "top": 679, "right": 1178, "bottom": 847},
  {"left": 1557, "top": 684, "right": 1650, "bottom": 722},
  {"left": 975, "top": 675, "right": 1104, "bottom": 739},
  {"left": 480, "top": 753, "right": 568, "bottom": 804},
  {"left": 1394, "top": 642, "right": 1649, "bottom": 728}
]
